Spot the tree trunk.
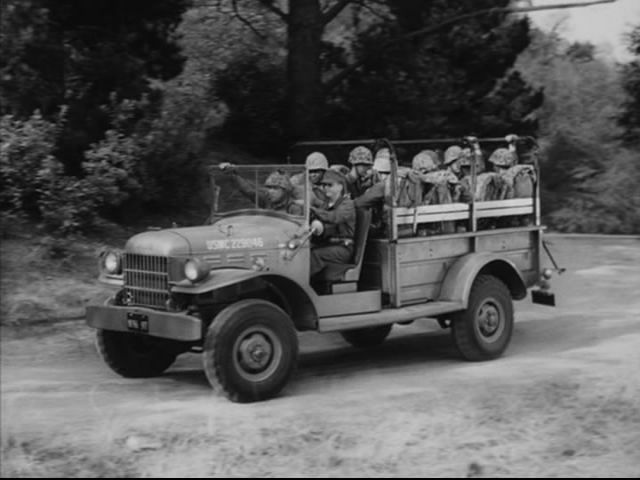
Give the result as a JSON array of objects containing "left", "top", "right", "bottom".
[{"left": 287, "top": 0, "right": 323, "bottom": 141}]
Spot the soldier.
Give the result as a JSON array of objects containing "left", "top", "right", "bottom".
[
  {"left": 441, "top": 145, "right": 470, "bottom": 203},
  {"left": 411, "top": 150, "right": 439, "bottom": 174},
  {"left": 291, "top": 151, "right": 329, "bottom": 208},
  {"left": 354, "top": 149, "right": 393, "bottom": 236},
  {"left": 309, "top": 169, "right": 356, "bottom": 279},
  {"left": 443, "top": 145, "right": 464, "bottom": 179},
  {"left": 490, "top": 138, "right": 536, "bottom": 226},
  {"left": 219, "top": 163, "right": 303, "bottom": 216},
  {"left": 487, "top": 147, "right": 516, "bottom": 174},
  {"left": 345, "top": 145, "right": 375, "bottom": 198}
]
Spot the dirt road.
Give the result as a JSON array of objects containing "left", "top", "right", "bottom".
[{"left": 1, "top": 236, "right": 639, "bottom": 477}]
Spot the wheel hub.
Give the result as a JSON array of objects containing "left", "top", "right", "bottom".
[
  {"left": 478, "top": 303, "right": 501, "bottom": 337},
  {"left": 238, "top": 333, "right": 273, "bottom": 371}
]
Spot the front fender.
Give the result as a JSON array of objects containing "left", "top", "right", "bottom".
[
  {"left": 172, "top": 268, "right": 269, "bottom": 294},
  {"left": 439, "top": 253, "right": 527, "bottom": 307},
  {"left": 172, "top": 269, "right": 319, "bottom": 331}
]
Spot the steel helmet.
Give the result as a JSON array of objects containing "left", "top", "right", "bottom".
[
  {"left": 264, "top": 171, "right": 293, "bottom": 192},
  {"left": 444, "top": 145, "right": 463, "bottom": 166},
  {"left": 488, "top": 148, "right": 515, "bottom": 167},
  {"left": 305, "top": 152, "right": 328, "bottom": 171},
  {"left": 348, "top": 146, "right": 373, "bottom": 165},
  {"left": 373, "top": 148, "right": 391, "bottom": 173},
  {"left": 373, "top": 157, "right": 391, "bottom": 173},
  {"left": 412, "top": 150, "right": 438, "bottom": 172}
]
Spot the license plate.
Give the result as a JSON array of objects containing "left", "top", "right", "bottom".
[
  {"left": 127, "top": 312, "right": 149, "bottom": 332},
  {"left": 532, "top": 289, "right": 555, "bottom": 307}
]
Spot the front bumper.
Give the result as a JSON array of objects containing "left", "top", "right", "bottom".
[{"left": 86, "top": 304, "right": 202, "bottom": 341}]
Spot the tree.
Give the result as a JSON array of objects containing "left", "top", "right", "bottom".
[
  {"left": 322, "top": 0, "right": 543, "bottom": 139},
  {"left": 203, "top": 0, "right": 614, "bottom": 142},
  {"left": 619, "top": 24, "right": 640, "bottom": 144},
  {"left": 0, "top": 0, "right": 189, "bottom": 174}
]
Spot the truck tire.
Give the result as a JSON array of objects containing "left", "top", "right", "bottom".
[
  {"left": 341, "top": 325, "right": 392, "bottom": 348},
  {"left": 96, "top": 329, "right": 178, "bottom": 378},
  {"left": 451, "top": 275, "right": 513, "bottom": 361},
  {"left": 203, "top": 299, "right": 298, "bottom": 403}
]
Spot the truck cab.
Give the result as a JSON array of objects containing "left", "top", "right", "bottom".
[{"left": 86, "top": 136, "right": 557, "bottom": 402}]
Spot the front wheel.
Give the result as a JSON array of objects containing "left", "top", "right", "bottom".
[
  {"left": 96, "top": 330, "right": 179, "bottom": 378},
  {"left": 203, "top": 299, "right": 298, "bottom": 403},
  {"left": 341, "top": 324, "right": 392, "bottom": 348},
  {"left": 451, "top": 275, "right": 513, "bottom": 361}
]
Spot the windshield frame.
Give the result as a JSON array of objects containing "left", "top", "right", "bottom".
[{"left": 208, "top": 164, "right": 309, "bottom": 225}]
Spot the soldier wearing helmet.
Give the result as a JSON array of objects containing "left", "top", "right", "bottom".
[
  {"left": 443, "top": 145, "right": 463, "bottom": 172},
  {"left": 488, "top": 147, "right": 516, "bottom": 171},
  {"left": 219, "top": 163, "right": 303, "bottom": 215},
  {"left": 291, "top": 151, "right": 329, "bottom": 208},
  {"left": 412, "top": 150, "right": 439, "bottom": 174},
  {"left": 346, "top": 145, "right": 375, "bottom": 198},
  {"left": 353, "top": 148, "right": 393, "bottom": 236},
  {"left": 457, "top": 137, "right": 486, "bottom": 179},
  {"left": 372, "top": 148, "right": 392, "bottom": 180},
  {"left": 309, "top": 169, "right": 356, "bottom": 281},
  {"left": 440, "top": 144, "right": 469, "bottom": 203}
]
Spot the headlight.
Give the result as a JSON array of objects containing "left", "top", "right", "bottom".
[
  {"left": 184, "top": 257, "right": 209, "bottom": 283},
  {"left": 102, "top": 251, "right": 122, "bottom": 275},
  {"left": 542, "top": 268, "right": 553, "bottom": 280}
]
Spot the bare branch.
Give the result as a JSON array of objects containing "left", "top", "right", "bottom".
[
  {"left": 256, "top": 0, "right": 289, "bottom": 22},
  {"left": 322, "top": 0, "right": 354, "bottom": 25},
  {"left": 324, "top": 0, "right": 617, "bottom": 92},
  {"left": 231, "top": 0, "right": 267, "bottom": 38},
  {"left": 354, "top": 0, "right": 392, "bottom": 22}
]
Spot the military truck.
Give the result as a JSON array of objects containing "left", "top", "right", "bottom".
[{"left": 86, "top": 136, "right": 558, "bottom": 402}]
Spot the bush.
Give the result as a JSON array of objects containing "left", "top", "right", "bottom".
[
  {"left": 0, "top": 109, "right": 142, "bottom": 234},
  {"left": 0, "top": 111, "right": 58, "bottom": 216},
  {"left": 543, "top": 144, "right": 640, "bottom": 234}
]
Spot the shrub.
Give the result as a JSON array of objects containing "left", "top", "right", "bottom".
[{"left": 0, "top": 111, "right": 58, "bottom": 216}]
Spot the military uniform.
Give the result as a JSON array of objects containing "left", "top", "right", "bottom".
[
  {"left": 345, "top": 145, "right": 375, "bottom": 199},
  {"left": 291, "top": 152, "right": 329, "bottom": 208},
  {"left": 309, "top": 171, "right": 356, "bottom": 278}
]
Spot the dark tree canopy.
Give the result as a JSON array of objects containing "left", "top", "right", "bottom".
[
  {"left": 619, "top": 25, "right": 640, "bottom": 144},
  {"left": 0, "top": 0, "right": 188, "bottom": 173},
  {"left": 322, "top": 0, "right": 543, "bottom": 139}
]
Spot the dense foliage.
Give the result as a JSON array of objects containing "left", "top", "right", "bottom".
[
  {"left": 517, "top": 27, "right": 640, "bottom": 233},
  {"left": 324, "top": 0, "right": 543, "bottom": 139},
  {"left": 1, "top": 0, "right": 638, "bottom": 233}
]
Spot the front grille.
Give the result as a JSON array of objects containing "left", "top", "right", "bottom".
[{"left": 123, "top": 254, "right": 169, "bottom": 308}]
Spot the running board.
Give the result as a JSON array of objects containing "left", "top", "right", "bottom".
[{"left": 318, "top": 301, "right": 465, "bottom": 333}]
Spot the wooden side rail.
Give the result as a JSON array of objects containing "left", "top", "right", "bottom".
[
  {"left": 390, "top": 198, "right": 534, "bottom": 237},
  {"left": 475, "top": 198, "right": 534, "bottom": 218},
  {"left": 394, "top": 203, "right": 469, "bottom": 224}
]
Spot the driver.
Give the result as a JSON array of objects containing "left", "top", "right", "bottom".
[
  {"left": 219, "top": 163, "right": 303, "bottom": 215},
  {"left": 309, "top": 169, "right": 356, "bottom": 278}
]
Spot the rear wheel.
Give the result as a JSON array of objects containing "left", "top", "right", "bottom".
[
  {"left": 96, "top": 330, "right": 179, "bottom": 378},
  {"left": 451, "top": 275, "right": 513, "bottom": 361},
  {"left": 341, "top": 324, "right": 392, "bottom": 348},
  {"left": 203, "top": 299, "right": 298, "bottom": 403}
]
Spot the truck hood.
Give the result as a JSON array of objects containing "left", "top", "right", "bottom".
[
  {"left": 125, "top": 230, "right": 191, "bottom": 256},
  {"left": 174, "top": 213, "right": 304, "bottom": 255},
  {"left": 125, "top": 213, "right": 304, "bottom": 257}
]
